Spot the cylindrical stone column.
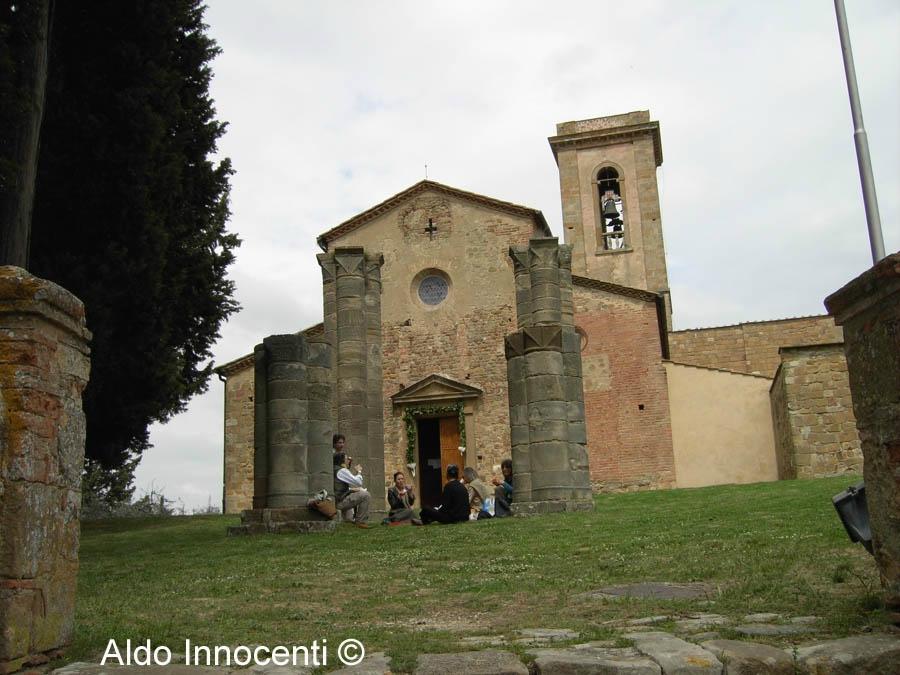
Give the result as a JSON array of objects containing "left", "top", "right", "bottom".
[
  {"left": 528, "top": 238, "right": 562, "bottom": 326},
  {"left": 562, "top": 326, "right": 591, "bottom": 500},
  {"left": 509, "top": 246, "right": 532, "bottom": 330},
  {"left": 505, "top": 331, "right": 532, "bottom": 501},
  {"left": 252, "top": 343, "right": 268, "bottom": 509},
  {"left": 334, "top": 247, "right": 369, "bottom": 476},
  {"left": 264, "top": 334, "right": 309, "bottom": 507},
  {"left": 306, "top": 338, "right": 334, "bottom": 496},
  {"left": 317, "top": 253, "right": 338, "bottom": 425},
  {"left": 365, "top": 253, "right": 386, "bottom": 515},
  {"left": 524, "top": 326, "right": 572, "bottom": 501}
]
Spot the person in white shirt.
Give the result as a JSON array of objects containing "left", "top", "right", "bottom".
[{"left": 333, "top": 451, "right": 370, "bottom": 528}]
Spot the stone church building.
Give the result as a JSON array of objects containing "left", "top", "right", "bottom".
[{"left": 216, "top": 111, "right": 862, "bottom": 514}]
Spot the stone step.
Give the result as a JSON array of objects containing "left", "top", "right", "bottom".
[
  {"left": 624, "top": 631, "right": 722, "bottom": 674},
  {"left": 414, "top": 650, "right": 528, "bottom": 675}
]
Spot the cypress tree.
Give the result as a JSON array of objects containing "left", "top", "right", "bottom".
[{"left": 30, "top": 0, "right": 240, "bottom": 501}]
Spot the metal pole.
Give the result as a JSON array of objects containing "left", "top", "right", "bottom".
[{"left": 834, "top": 0, "right": 886, "bottom": 263}]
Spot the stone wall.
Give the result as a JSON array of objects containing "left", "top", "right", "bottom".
[
  {"left": 768, "top": 344, "right": 862, "bottom": 479},
  {"left": 825, "top": 251, "right": 900, "bottom": 616},
  {"left": 669, "top": 315, "right": 843, "bottom": 377},
  {"left": 221, "top": 361, "right": 254, "bottom": 513},
  {"left": 573, "top": 281, "right": 675, "bottom": 491},
  {"left": 0, "top": 266, "right": 91, "bottom": 672}
]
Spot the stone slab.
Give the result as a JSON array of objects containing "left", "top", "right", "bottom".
[
  {"left": 327, "top": 650, "right": 390, "bottom": 675},
  {"left": 742, "top": 613, "right": 781, "bottom": 623},
  {"left": 733, "top": 623, "right": 810, "bottom": 637},
  {"left": 627, "top": 616, "right": 670, "bottom": 627},
  {"left": 414, "top": 650, "right": 528, "bottom": 675},
  {"left": 514, "top": 629, "right": 579, "bottom": 645},
  {"left": 50, "top": 666, "right": 233, "bottom": 675},
  {"left": 460, "top": 636, "right": 507, "bottom": 647},
  {"left": 580, "top": 583, "right": 714, "bottom": 601},
  {"left": 700, "top": 639, "right": 793, "bottom": 675},
  {"left": 794, "top": 634, "right": 900, "bottom": 674},
  {"left": 624, "top": 631, "right": 722, "bottom": 674},
  {"left": 673, "top": 614, "right": 728, "bottom": 632},
  {"left": 531, "top": 646, "right": 660, "bottom": 674}
]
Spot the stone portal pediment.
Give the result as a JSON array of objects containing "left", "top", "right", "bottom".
[{"left": 391, "top": 373, "right": 482, "bottom": 406}]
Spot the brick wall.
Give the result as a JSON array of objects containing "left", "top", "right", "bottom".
[
  {"left": 574, "top": 286, "right": 675, "bottom": 491},
  {"left": 669, "top": 315, "right": 843, "bottom": 376},
  {"left": 0, "top": 267, "right": 91, "bottom": 670},
  {"left": 769, "top": 344, "right": 862, "bottom": 479},
  {"left": 222, "top": 363, "right": 254, "bottom": 513}
]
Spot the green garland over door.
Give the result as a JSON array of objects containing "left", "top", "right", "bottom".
[{"left": 402, "top": 402, "right": 467, "bottom": 465}]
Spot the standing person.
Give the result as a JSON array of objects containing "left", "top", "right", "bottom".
[
  {"left": 333, "top": 451, "right": 371, "bottom": 529},
  {"left": 387, "top": 471, "right": 420, "bottom": 525},
  {"left": 419, "top": 465, "right": 469, "bottom": 525},
  {"left": 491, "top": 458, "right": 513, "bottom": 517}
]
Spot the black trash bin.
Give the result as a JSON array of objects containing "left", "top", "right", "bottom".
[{"left": 832, "top": 481, "right": 873, "bottom": 555}]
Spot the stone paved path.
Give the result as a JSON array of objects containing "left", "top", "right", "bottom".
[{"left": 42, "top": 616, "right": 900, "bottom": 675}]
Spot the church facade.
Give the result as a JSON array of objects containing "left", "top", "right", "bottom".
[{"left": 216, "top": 111, "right": 862, "bottom": 514}]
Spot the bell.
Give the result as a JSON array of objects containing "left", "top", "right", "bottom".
[{"left": 602, "top": 199, "right": 619, "bottom": 219}]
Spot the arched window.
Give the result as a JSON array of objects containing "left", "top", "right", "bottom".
[{"left": 596, "top": 167, "right": 625, "bottom": 250}]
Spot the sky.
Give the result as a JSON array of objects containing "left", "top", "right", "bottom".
[{"left": 134, "top": 0, "right": 899, "bottom": 511}]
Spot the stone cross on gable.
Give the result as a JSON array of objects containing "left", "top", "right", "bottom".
[{"left": 424, "top": 218, "right": 437, "bottom": 239}]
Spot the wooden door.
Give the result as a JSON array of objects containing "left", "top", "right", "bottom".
[{"left": 439, "top": 416, "right": 463, "bottom": 475}]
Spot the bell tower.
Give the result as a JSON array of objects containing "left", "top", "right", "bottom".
[{"left": 549, "top": 111, "right": 671, "bottom": 328}]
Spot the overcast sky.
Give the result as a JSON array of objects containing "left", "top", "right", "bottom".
[{"left": 134, "top": 0, "right": 899, "bottom": 511}]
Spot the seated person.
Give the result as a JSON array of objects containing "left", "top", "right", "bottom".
[
  {"left": 333, "top": 451, "right": 370, "bottom": 528},
  {"left": 387, "top": 470, "right": 420, "bottom": 525},
  {"left": 462, "top": 466, "right": 493, "bottom": 520},
  {"left": 419, "top": 464, "right": 469, "bottom": 525},
  {"left": 491, "top": 458, "right": 513, "bottom": 517}
]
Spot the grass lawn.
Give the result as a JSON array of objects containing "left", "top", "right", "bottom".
[{"left": 73, "top": 475, "right": 887, "bottom": 671}]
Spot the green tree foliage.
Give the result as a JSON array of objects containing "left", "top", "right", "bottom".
[{"left": 29, "top": 0, "right": 240, "bottom": 501}]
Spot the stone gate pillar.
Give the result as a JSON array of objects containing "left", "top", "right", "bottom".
[
  {"left": 825, "top": 251, "right": 900, "bottom": 620},
  {"left": 505, "top": 239, "right": 592, "bottom": 514},
  {"left": 0, "top": 266, "right": 91, "bottom": 671}
]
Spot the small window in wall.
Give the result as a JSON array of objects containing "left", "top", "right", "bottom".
[{"left": 597, "top": 167, "right": 626, "bottom": 250}]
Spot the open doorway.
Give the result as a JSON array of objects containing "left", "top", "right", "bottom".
[
  {"left": 417, "top": 418, "right": 442, "bottom": 508},
  {"left": 416, "top": 416, "right": 464, "bottom": 508}
]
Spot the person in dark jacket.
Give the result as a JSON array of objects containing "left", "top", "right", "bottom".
[{"left": 420, "top": 464, "right": 469, "bottom": 525}]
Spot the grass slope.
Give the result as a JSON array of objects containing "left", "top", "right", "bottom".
[{"left": 74, "top": 476, "right": 885, "bottom": 671}]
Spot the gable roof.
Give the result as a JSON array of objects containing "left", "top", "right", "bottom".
[
  {"left": 214, "top": 322, "right": 325, "bottom": 378},
  {"left": 391, "top": 373, "right": 483, "bottom": 406},
  {"left": 317, "top": 179, "right": 552, "bottom": 250}
]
